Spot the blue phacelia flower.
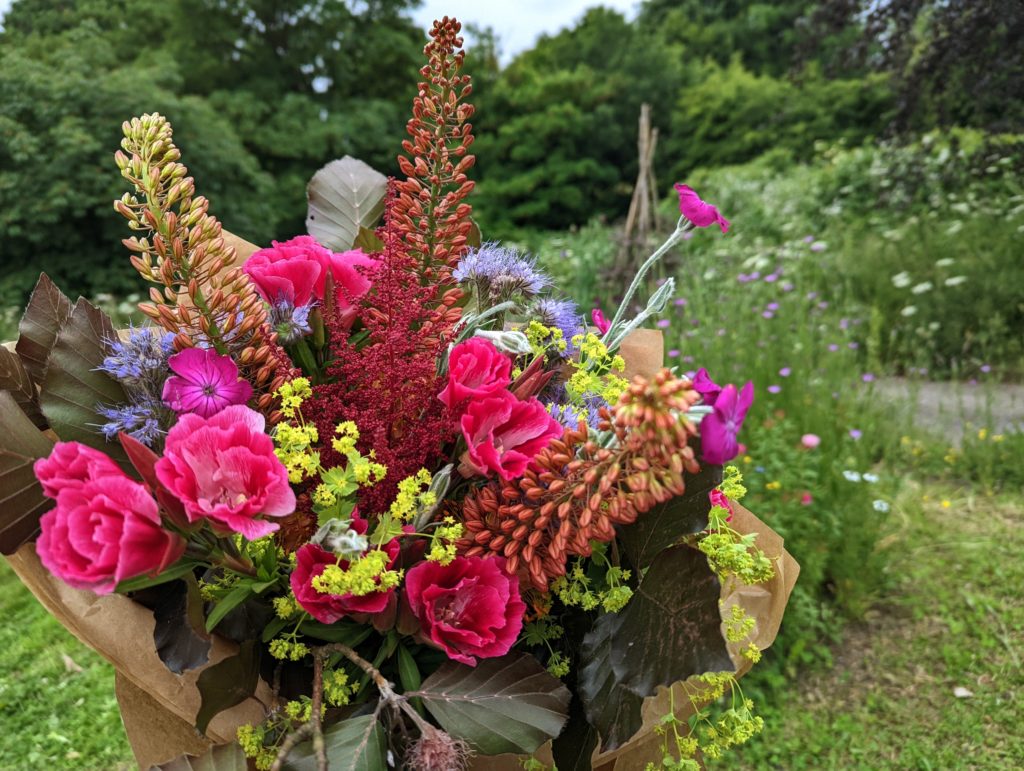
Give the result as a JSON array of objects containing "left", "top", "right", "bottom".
[
  {"left": 96, "top": 396, "right": 166, "bottom": 446},
  {"left": 99, "top": 326, "right": 175, "bottom": 389},
  {"left": 533, "top": 297, "right": 585, "bottom": 356},
  {"left": 271, "top": 300, "right": 314, "bottom": 345},
  {"left": 454, "top": 242, "right": 549, "bottom": 301}
]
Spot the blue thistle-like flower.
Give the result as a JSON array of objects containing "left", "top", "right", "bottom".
[
  {"left": 454, "top": 242, "right": 549, "bottom": 301},
  {"left": 533, "top": 297, "right": 585, "bottom": 356},
  {"left": 99, "top": 326, "right": 175, "bottom": 389},
  {"left": 96, "top": 396, "right": 166, "bottom": 446},
  {"left": 271, "top": 300, "right": 313, "bottom": 345}
]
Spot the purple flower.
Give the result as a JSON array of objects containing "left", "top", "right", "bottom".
[
  {"left": 849, "top": 429, "right": 863, "bottom": 441},
  {"left": 828, "top": 343, "right": 839, "bottom": 352},
  {"left": 750, "top": 272, "right": 761, "bottom": 280},
  {"left": 533, "top": 298, "right": 585, "bottom": 357},
  {"left": 162, "top": 349, "right": 253, "bottom": 418},
  {"left": 848, "top": 342, "right": 859, "bottom": 350},
  {"left": 737, "top": 273, "right": 752, "bottom": 283},
  {"left": 96, "top": 396, "right": 166, "bottom": 446},
  {"left": 668, "top": 348, "right": 680, "bottom": 358},
  {"left": 692, "top": 368, "right": 722, "bottom": 404},
  {"left": 674, "top": 298, "right": 688, "bottom": 307},
  {"left": 980, "top": 364, "right": 992, "bottom": 374},
  {"left": 781, "top": 282, "right": 794, "bottom": 292},
  {"left": 762, "top": 311, "right": 775, "bottom": 319},
  {"left": 271, "top": 300, "right": 313, "bottom": 345},
  {"left": 779, "top": 367, "right": 791, "bottom": 377},
  {"left": 817, "top": 301, "right": 829, "bottom": 310},
  {"left": 674, "top": 184, "right": 730, "bottom": 233},
  {"left": 700, "top": 382, "right": 754, "bottom": 464},
  {"left": 100, "top": 326, "right": 175, "bottom": 389},
  {"left": 766, "top": 302, "right": 780, "bottom": 311},
  {"left": 767, "top": 384, "right": 781, "bottom": 394},
  {"left": 806, "top": 291, "right": 819, "bottom": 300},
  {"left": 803, "top": 235, "right": 815, "bottom": 243},
  {"left": 764, "top": 273, "right": 779, "bottom": 283},
  {"left": 454, "top": 243, "right": 549, "bottom": 299},
  {"left": 862, "top": 373, "right": 876, "bottom": 383},
  {"left": 656, "top": 319, "right": 671, "bottom": 329},
  {"left": 682, "top": 355, "right": 694, "bottom": 363},
  {"left": 810, "top": 241, "right": 827, "bottom": 252}
]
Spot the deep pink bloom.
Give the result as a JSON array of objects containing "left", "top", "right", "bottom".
[
  {"left": 438, "top": 338, "right": 512, "bottom": 412},
  {"left": 800, "top": 433, "right": 821, "bottom": 450},
  {"left": 155, "top": 405, "right": 295, "bottom": 539},
  {"left": 404, "top": 556, "right": 525, "bottom": 666},
  {"left": 243, "top": 235, "right": 376, "bottom": 311},
  {"left": 674, "top": 184, "right": 730, "bottom": 234},
  {"left": 700, "top": 381, "right": 754, "bottom": 465},
  {"left": 162, "top": 348, "right": 253, "bottom": 418},
  {"left": 709, "top": 488, "right": 734, "bottom": 522},
  {"left": 800, "top": 491, "right": 814, "bottom": 506},
  {"left": 33, "top": 441, "right": 123, "bottom": 499},
  {"left": 692, "top": 367, "right": 722, "bottom": 405},
  {"left": 291, "top": 519, "right": 401, "bottom": 624},
  {"left": 35, "top": 449, "right": 184, "bottom": 594},
  {"left": 460, "top": 392, "right": 563, "bottom": 480},
  {"left": 591, "top": 308, "right": 611, "bottom": 335}
]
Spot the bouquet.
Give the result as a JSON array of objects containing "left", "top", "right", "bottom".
[{"left": 1, "top": 18, "right": 797, "bottom": 771}]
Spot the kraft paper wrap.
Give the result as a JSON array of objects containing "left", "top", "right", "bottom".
[{"left": 4, "top": 251, "right": 797, "bottom": 769}]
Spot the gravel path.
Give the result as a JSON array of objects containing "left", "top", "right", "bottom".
[{"left": 873, "top": 378, "right": 1024, "bottom": 443}]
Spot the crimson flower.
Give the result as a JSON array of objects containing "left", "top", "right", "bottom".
[
  {"left": 591, "top": 307, "right": 611, "bottom": 335},
  {"left": 674, "top": 184, "right": 730, "bottom": 234},
  {"left": 438, "top": 337, "right": 512, "bottom": 412},
  {"left": 700, "top": 381, "right": 754, "bottom": 464},
  {"left": 162, "top": 348, "right": 253, "bottom": 418},
  {"left": 460, "top": 392, "right": 563, "bottom": 480}
]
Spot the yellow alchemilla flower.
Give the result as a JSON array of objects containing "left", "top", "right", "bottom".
[
  {"left": 766, "top": 480, "right": 782, "bottom": 491},
  {"left": 313, "top": 549, "right": 402, "bottom": 597}
]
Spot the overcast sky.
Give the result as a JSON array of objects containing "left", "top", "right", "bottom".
[{"left": 0, "top": 1, "right": 640, "bottom": 61}]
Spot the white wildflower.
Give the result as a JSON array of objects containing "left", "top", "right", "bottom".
[
  {"left": 900, "top": 306, "right": 918, "bottom": 317},
  {"left": 911, "top": 282, "right": 934, "bottom": 295},
  {"left": 944, "top": 276, "right": 968, "bottom": 287},
  {"left": 891, "top": 272, "right": 912, "bottom": 288},
  {"left": 872, "top": 499, "right": 891, "bottom": 513},
  {"left": 863, "top": 472, "right": 880, "bottom": 483},
  {"left": 842, "top": 470, "right": 862, "bottom": 483}
]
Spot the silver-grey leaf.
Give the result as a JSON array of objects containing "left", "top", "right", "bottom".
[{"left": 306, "top": 157, "right": 387, "bottom": 251}]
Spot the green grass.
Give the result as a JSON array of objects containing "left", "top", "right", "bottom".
[
  {"left": 732, "top": 485, "right": 1024, "bottom": 769},
  {"left": 0, "top": 559, "right": 133, "bottom": 770}
]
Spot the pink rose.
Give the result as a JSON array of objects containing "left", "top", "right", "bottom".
[
  {"left": 438, "top": 338, "right": 512, "bottom": 412},
  {"left": 155, "top": 405, "right": 295, "bottom": 539},
  {"left": 460, "top": 392, "right": 563, "bottom": 481},
  {"left": 36, "top": 469, "right": 184, "bottom": 595},
  {"left": 404, "top": 556, "right": 526, "bottom": 666},
  {"left": 291, "top": 520, "right": 401, "bottom": 624},
  {"left": 243, "top": 235, "right": 376, "bottom": 311},
  {"left": 33, "top": 441, "right": 123, "bottom": 499}
]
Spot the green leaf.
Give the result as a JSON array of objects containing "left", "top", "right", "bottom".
[
  {"left": 15, "top": 273, "right": 72, "bottom": 387},
  {"left": 194, "top": 640, "right": 260, "bottom": 736},
  {"left": 306, "top": 156, "right": 387, "bottom": 251},
  {"left": 574, "top": 609, "right": 644, "bottom": 752},
  {"left": 152, "top": 574, "right": 211, "bottom": 674},
  {"left": 116, "top": 560, "right": 198, "bottom": 593},
  {"left": 283, "top": 715, "right": 386, "bottom": 771},
  {"left": 397, "top": 644, "right": 421, "bottom": 692},
  {"left": 0, "top": 345, "right": 45, "bottom": 428},
  {"left": 413, "top": 652, "right": 571, "bottom": 756},
  {"left": 0, "top": 390, "right": 55, "bottom": 555},
  {"left": 551, "top": 695, "right": 601, "bottom": 770},
  {"left": 353, "top": 226, "right": 384, "bottom": 253},
  {"left": 617, "top": 458, "right": 723, "bottom": 568},
  {"left": 205, "top": 583, "right": 257, "bottom": 633},
  {"left": 466, "top": 218, "right": 482, "bottom": 249},
  {"left": 38, "top": 298, "right": 131, "bottom": 471},
  {"left": 150, "top": 741, "right": 248, "bottom": 771},
  {"left": 586, "top": 545, "right": 732, "bottom": 701},
  {"left": 297, "top": 620, "right": 372, "bottom": 647}
]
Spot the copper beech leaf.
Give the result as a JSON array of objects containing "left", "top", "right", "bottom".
[
  {"left": 412, "top": 652, "right": 571, "bottom": 755},
  {"left": 38, "top": 297, "right": 131, "bottom": 471},
  {"left": 194, "top": 640, "right": 259, "bottom": 736},
  {"left": 0, "top": 391, "right": 55, "bottom": 554},
  {"left": 15, "top": 273, "right": 72, "bottom": 387},
  {"left": 0, "top": 345, "right": 45, "bottom": 428},
  {"left": 284, "top": 715, "right": 387, "bottom": 771},
  {"left": 617, "top": 457, "right": 723, "bottom": 569},
  {"left": 584, "top": 545, "right": 733, "bottom": 706},
  {"left": 306, "top": 156, "right": 387, "bottom": 251},
  {"left": 150, "top": 742, "right": 248, "bottom": 771},
  {"left": 152, "top": 573, "right": 211, "bottom": 675}
]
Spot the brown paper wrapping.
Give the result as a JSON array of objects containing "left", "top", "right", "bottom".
[{"left": 5, "top": 310, "right": 798, "bottom": 769}]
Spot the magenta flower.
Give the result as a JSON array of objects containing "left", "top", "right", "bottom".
[
  {"left": 700, "top": 381, "right": 753, "bottom": 465},
  {"left": 460, "top": 392, "right": 563, "bottom": 480},
  {"left": 692, "top": 367, "right": 722, "bottom": 404},
  {"left": 674, "top": 184, "right": 730, "bottom": 233},
  {"left": 591, "top": 308, "right": 611, "bottom": 335},
  {"left": 162, "top": 348, "right": 253, "bottom": 418},
  {"left": 800, "top": 433, "right": 821, "bottom": 449},
  {"left": 438, "top": 338, "right": 512, "bottom": 413}
]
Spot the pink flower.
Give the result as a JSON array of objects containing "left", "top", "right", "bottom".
[
  {"left": 243, "top": 235, "right": 376, "bottom": 311},
  {"left": 692, "top": 367, "right": 722, "bottom": 405},
  {"left": 33, "top": 441, "right": 123, "bottom": 499},
  {"left": 591, "top": 308, "right": 611, "bottom": 335},
  {"left": 291, "top": 519, "right": 401, "bottom": 624},
  {"left": 674, "top": 184, "right": 730, "bottom": 234},
  {"left": 35, "top": 446, "right": 184, "bottom": 594},
  {"left": 700, "top": 381, "right": 754, "bottom": 465},
  {"left": 155, "top": 405, "right": 295, "bottom": 539},
  {"left": 162, "top": 348, "right": 253, "bottom": 418},
  {"left": 800, "top": 433, "right": 821, "bottom": 450},
  {"left": 800, "top": 491, "right": 814, "bottom": 506},
  {"left": 460, "top": 392, "right": 563, "bottom": 480},
  {"left": 403, "top": 556, "right": 525, "bottom": 666},
  {"left": 438, "top": 338, "right": 512, "bottom": 412},
  {"left": 709, "top": 488, "right": 734, "bottom": 522}
]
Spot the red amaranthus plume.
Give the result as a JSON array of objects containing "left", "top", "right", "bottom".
[
  {"left": 458, "top": 370, "right": 702, "bottom": 592},
  {"left": 394, "top": 16, "right": 476, "bottom": 299},
  {"left": 305, "top": 187, "right": 457, "bottom": 514}
]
